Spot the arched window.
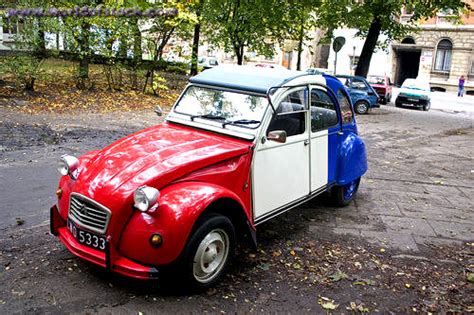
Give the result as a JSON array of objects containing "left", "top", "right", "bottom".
[
  {"left": 434, "top": 39, "right": 453, "bottom": 72},
  {"left": 401, "top": 37, "right": 415, "bottom": 44}
]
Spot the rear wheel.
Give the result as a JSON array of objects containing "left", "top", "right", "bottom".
[
  {"left": 330, "top": 178, "right": 361, "bottom": 207},
  {"left": 163, "top": 214, "right": 235, "bottom": 291},
  {"left": 355, "top": 101, "right": 369, "bottom": 115}
]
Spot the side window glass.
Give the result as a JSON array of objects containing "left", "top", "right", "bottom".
[
  {"left": 310, "top": 89, "right": 338, "bottom": 132},
  {"left": 267, "top": 89, "right": 306, "bottom": 137},
  {"left": 351, "top": 79, "right": 367, "bottom": 90},
  {"left": 337, "top": 89, "right": 353, "bottom": 124}
]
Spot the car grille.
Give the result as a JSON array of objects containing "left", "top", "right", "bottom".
[{"left": 68, "top": 194, "right": 111, "bottom": 234}]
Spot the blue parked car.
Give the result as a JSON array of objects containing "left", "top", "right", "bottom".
[{"left": 336, "top": 75, "right": 380, "bottom": 114}]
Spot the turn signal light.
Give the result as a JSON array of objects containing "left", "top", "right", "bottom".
[
  {"left": 150, "top": 234, "right": 163, "bottom": 247},
  {"left": 56, "top": 188, "right": 63, "bottom": 198}
]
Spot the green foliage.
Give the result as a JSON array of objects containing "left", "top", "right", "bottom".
[
  {"left": 0, "top": 55, "right": 45, "bottom": 91},
  {"left": 202, "top": 0, "right": 291, "bottom": 64},
  {"left": 315, "top": 0, "right": 469, "bottom": 43}
]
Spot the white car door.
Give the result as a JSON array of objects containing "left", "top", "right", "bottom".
[
  {"left": 309, "top": 87, "right": 339, "bottom": 191},
  {"left": 252, "top": 87, "right": 310, "bottom": 223}
]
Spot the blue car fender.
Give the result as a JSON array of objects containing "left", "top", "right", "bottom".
[{"left": 336, "top": 132, "right": 368, "bottom": 185}]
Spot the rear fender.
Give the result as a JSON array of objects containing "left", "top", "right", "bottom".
[
  {"left": 336, "top": 132, "right": 368, "bottom": 185},
  {"left": 118, "top": 182, "right": 251, "bottom": 266}
]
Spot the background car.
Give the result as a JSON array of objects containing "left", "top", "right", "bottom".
[
  {"left": 395, "top": 79, "right": 431, "bottom": 111},
  {"left": 336, "top": 75, "right": 379, "bottom": 114},
  {"left": 198, "top": 56, "right": 219, "bottom": 70},
  {"left": 367, "top": 75, "right": 392, "bottom": 104}
]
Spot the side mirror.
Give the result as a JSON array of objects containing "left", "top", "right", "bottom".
[
  {"left": 267, "top": 130, "right": 287, "bottom": 143},
  {"left": 154, "top": 105, "right": 163, "bottom": 117}
]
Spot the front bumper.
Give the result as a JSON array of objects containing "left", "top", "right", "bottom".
[
  {"left": 396, "top": 96, "right": 428, "bottom": 107},
  {"left": 50, "top": 205, "right": 158, "bottom": 280}
]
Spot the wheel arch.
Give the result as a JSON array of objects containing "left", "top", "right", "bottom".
[{"left": 193, "top": 197, "right": 256, "bottom": 249}]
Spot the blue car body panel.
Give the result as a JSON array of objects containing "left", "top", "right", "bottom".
[{"left": 323, "top": 74, "right": 368, "bottom": 187}]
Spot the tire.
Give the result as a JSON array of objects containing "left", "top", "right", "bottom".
[
  {"left": 423, "top": 102, "right": 431, "bottom": 111},
  {"left": 395, "top": 98, "right": 401, "bottom": 107},
  {"left": 329, "top": 178, "right": 361, "bottom": 207},
  {"left": 355, "top": 101, "right": 369, "bottom": 115},
  {"left": 163, "top": 214, "right": 236, "bottom": 292}
]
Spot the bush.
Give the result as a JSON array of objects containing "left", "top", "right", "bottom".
[{"left": 0, "top": 55, "right": 44, "bottom": 91}]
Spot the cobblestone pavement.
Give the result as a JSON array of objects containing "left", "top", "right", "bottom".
[
  {"left": 0, "top": 105, "right": 473, "bottom": 313},
  {"left": 306, "top": 106, "right": 473, "bottom": 251}
]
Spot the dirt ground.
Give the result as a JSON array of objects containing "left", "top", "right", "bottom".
[{"left": 0, "top": 103, "right": 473, "bottom": 313}]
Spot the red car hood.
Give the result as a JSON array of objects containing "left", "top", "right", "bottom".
[{"left": 73, "top": 122, "right": 252, "bottom": 201}]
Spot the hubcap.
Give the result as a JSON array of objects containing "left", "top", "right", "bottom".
[
  {"left": 193, "top": 229, "right": 229, "bottom": 283},
  {"left": 357, "top": 103, "right": 368, "bottom": 114}
]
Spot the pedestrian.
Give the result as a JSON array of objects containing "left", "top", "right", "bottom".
[{"left": 458, "top": 75, "right": 465, "bottom": 97}]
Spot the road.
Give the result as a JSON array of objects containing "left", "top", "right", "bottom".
[{"left": 0, "top": 104, "right": 473, "bottom": 313}]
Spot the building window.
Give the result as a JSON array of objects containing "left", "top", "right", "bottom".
[
  {"left": 470, "top": 60, "right": 474, "bottom": 75},
  {"left": 434, "top": 39, "right": 453, "bottom": 72}
]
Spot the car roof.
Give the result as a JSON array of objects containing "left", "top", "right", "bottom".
[
  {"left": 336, "top": 74, "right": 368, "bottom": 81},
  {"left": 189, "top": 65, "right": 309, "bottom": 94}
]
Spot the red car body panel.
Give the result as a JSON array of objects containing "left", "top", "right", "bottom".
[
  {"left": 53, "top": 122, "right": 255, "bottom": 275},
  {"left": 369, "top": 76, "right": 392, "bottom": 102}
]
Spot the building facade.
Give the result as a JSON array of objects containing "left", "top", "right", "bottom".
[{"left": 392, "top": 1, "right": 474, "bottom": 93}]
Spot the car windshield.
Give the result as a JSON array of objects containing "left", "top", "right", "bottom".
[
  {"left": 402, "top": 79, "right": 429, "bottom": 91},
  {"left": 174, "top": 86, "right": 268, "bottom": 128},
  {"left": 367, "top": 76, "right": 385, "bottom": 85}
]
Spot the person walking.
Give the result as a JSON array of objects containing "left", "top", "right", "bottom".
[{"left": 458, "top": 75, "right": 465, "bottom": 97}]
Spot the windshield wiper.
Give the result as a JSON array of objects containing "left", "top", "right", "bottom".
[
  {"left": 222, "top": 119, "right": 261, "bottom": 128},
  {"left": 190, "top": 114, "right": 227, "bottom": 121}
]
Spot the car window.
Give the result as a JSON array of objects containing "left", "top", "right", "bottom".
[
  {"left": 337, "top": 77, "right": 351, "bottom": 88},
  {"left": 209, "top": 59, "right": 218, "bottom": 66},
  {"left": 337, "top": 89, "right": 353, "bottom": 124},
  {"left": 351, "top": 79, "right": 367, "bottom": 90},
  {"left": 310, "top": 89, "right": 338, "bottom": 132},
  {"left": 267, "top": 89, "right": 306, "bottom": 137}
]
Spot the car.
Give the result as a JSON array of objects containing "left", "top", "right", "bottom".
[
  {"left": 395, "top": 79, "right": 431, "bottom": 111},
  {"left": 50, "top": 66, "right": 367, "bottom": 290},
  {"left": 367, "top": 75, "right": 392, "bottom": 104},
  {"left": 198, "top": 56, "right": 219, "bottom": 70},
  {"left": 336, "top": 75, "right": 380, "bottom": 115}
]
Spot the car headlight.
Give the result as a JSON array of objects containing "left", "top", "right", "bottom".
[
  {"left": 57, "top": 154, "right": 80, "bottom": 179},
  {"left": 134, "top": 186, "right": 160, "bottom": 212}
]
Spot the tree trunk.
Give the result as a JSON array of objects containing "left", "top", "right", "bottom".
[
  {"left": 132, "top": 18, "right": 142, "bottom": 63},
  {"left": 296, "top": 23, "right": 304, "bottom": 71},
  {"left": 190, "top": 22, "right": 201, "bottom": 75},
  {"left": 354, "top": 16, "right": 382, "bottom": 78},
  {"left": 131, "top": 17, "right": 142, "bottom": 89},
  {"left": 34, "top": 19, "right": 46, "bottom": 58},
  {"left": 235, "top": 45, "right": 244, "bottom": 65},
  {"left": 77, "top": 21, "right": 90, "bottom": 89}
]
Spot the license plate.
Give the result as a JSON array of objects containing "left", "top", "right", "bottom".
[
  {"left": 407, "top": 98, "right": 418, "bottom": 102},
  {"left": 67, "top": 219, "right": 107, "bottom": 251}
]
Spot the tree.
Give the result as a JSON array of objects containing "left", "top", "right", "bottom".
[
  {"left": 203, "top": 0, "right": 288, "bottom": 65},
  {"left": 316, "top": 0, "right": 469, "bottom": 77}
]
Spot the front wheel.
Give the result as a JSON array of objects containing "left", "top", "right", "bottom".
[
  {"left": 165, "top": 214, "right": 235, "bottom": 291},
  {"left": 423, "top": 102, "right": 431, "bottom": 111},
  {"left": 329, "top": 178, "right": 361, "bottom": 207},
  {"left": 355, "top": 101, "right": 369, "bottom": 115}
]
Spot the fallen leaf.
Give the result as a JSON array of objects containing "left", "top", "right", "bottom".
[
  {"left": 466, "top": 273, "right": 474, "bottom": 283},
  {"left": 329, "top": 270, "right": 348, "bottom": 282},
  {"left": 318, "top": 297, "right": 338, "bottom": 310}
]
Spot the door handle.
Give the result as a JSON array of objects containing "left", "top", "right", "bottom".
[
  {"left": 337, "top": 131, "right": 344, "bottom": 136},
  {"left": 304, "top": 139, "right": 310, "bottom": 146}
]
